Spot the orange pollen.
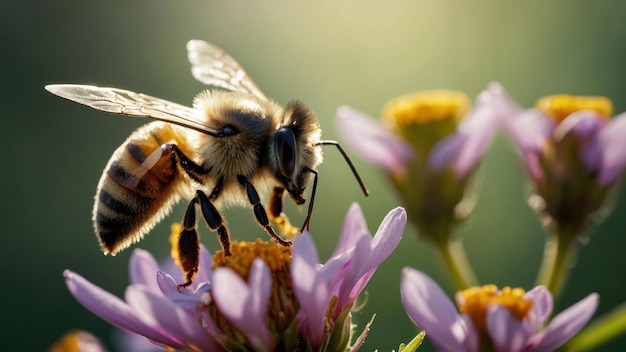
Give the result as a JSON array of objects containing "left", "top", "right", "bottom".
[
  {"left": 381, "top": 89, "right": 471, "bottom": 127},
  {"left": 535, "top": 94, "right": 613, "bottom": 122},
  {"left": 456, "top": 285, "right": 532, "bottom": 334}
]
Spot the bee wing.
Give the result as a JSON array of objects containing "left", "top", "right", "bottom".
[
  {"left": 45, "top": 84, "right": 220, "bottom": 136},
  {"left": 187, "top": 39, "right": 268, "bottom": 101}
]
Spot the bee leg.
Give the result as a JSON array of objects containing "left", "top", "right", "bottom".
[
  {"left": 196, "top": 189, "right": 232, "bottom": 256},
  {"left": 177, "top": 199, "right": 201, "bottom": 289},
  {"left": 237, "top": 175, "right": 291, "bottom": 246},
  {"left": 169, "top": 144, "right": 210, "bottom": 183},
  {"left": 176, "top": 188, "right": 230, "bottom": 289},
  {"left": 268, "top": 187, "right": 300, "bottom": 238}
]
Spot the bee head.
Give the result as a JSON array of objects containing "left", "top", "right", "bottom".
[{"left": 272, "top": 100, "right": 322, "bottom": 204}]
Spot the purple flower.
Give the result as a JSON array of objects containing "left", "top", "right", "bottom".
[
  {"left": 429, "top": 82, "right": 519, "bottom": 177},
  {"left": 65, "top": 203, "right": 406, "bottom": 352},
  {"left": 400, "top": 267, "right": 599, "bottom": 352},
  {"left": 336, "top": 82, "right": 515, "bottom": 180},
  {"left": 506, "top": 94, "right": 626, "bottom": 186},
  {"left": 336, "top": 105, "right": 414, "bottom": 176},
  {"left": 292, "top": 203, "right": 406, "bottom": 349}
]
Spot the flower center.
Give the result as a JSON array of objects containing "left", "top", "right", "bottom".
[
  {"left": 210, "top": 239, "right": 298, "bottom": 343},
  {"left": 456, "top": 285, "right": 532, "bottom": 334},
  {"left": 381, "top": 89, "right": 471, "bottom": 127},
  {"left": 535, "top": 94, "right": 613, "bottom": 122}
]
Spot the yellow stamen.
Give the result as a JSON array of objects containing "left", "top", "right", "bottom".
[
  {"left": 381, "top": 90, "right": 471, "bottom": 127},
  {"left": 210, "top": 239, "right": 297, "bottom": 340},
  {"left": 456, "top": 285, "right": 532, "bottom": 334},
  {"left": 536, "top": 94, "right": 613, "bottom": 122}
]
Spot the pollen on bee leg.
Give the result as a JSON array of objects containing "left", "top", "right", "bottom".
[{"left": 169, "top": 223, "right": 183, "bottom": 268}]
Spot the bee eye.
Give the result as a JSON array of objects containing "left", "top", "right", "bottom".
[{"left": 275, "top": 127, "right": 297, "bottom": 179}]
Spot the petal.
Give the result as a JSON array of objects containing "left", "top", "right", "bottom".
[
  {"left": 346, "top": 207, "right": 407, "bottom": 302},
  {"left": 431, "top": 82, "right": 519, "bottom": 178},
  {"left": 292, "top": 231, "right": 330, "bottom": 348},
  {"left": 553, "top": 110, "right": 605, "bottom": 141},
  {"left": 487, "top": 304, "right": 529, "bottom": 352},
  {"left": 212, "top": 260, "right": 273, "bottom": 352},
  {"left": 63, "top": 270, "right": 185, "bottom": 349},
  {"left": 156, "top": 271, "right": 207, "bottom": 310},
  {"left": 594, "top": 113, "right": 626, "bottom": 185},
  {"left": 505, "top": 109, "right": 556, "bottom": 154},
  {"left": 336, "top": 105, "right": 414, "bottom": 175},
  {"left": 400, "top": 267, "right": 471, "bottom": 351},
  {"left": 367, "top": 206, "right": 406, "bottom": 272},
  {"left": 331, "top": 202, "right": 370, "bottom": 258},
  {"left": 527, "top": 293, "right": 599, "bottom": 352},
  {"left": 194, "top": 244, "right": 214, "bottom": 285},
  {"left": 125, "top": 284, "right": 221, "bottom": 351},
  {"left": 523, "top": 286, "right": 553, "bottom": 333},
  {"left": 129, "top": 249, "right": 161, "bottom": 292}
]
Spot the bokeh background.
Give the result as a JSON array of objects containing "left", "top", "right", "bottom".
[{"left": 3, "top": 1, "right": 626, "bottom": 350}]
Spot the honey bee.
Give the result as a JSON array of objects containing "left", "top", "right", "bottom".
[{"left": 46, "top": 39, "right": 368, "bottom": 287}]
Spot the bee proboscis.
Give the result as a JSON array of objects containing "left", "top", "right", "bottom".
[{"left": 46, "top": 39, "right": 368, "bottom": 287}]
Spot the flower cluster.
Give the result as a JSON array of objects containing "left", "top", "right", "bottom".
[
  {"left": 336, "top": 82, "right": 626, "bottom": 350},
  {"left": 63, "top": 204, "right": 406, "bottom": 351}
]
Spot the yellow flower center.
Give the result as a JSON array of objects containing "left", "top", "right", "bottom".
[
  {"left": 535, "top": 94, "right": 613, "bottom": 122},
  {"left": 456, "top": 285, "right": 532, "bottom": 334},
  {"left": 168, "top": 224, "right": 298, "bottom": 347},
  {"left": 381, "top": 89, "right": 471, "bottom": 127},
  {"left": 210, "top": 239, "right": 297, "bottom": 341}
]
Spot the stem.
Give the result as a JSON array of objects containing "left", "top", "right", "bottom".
[
  {"left": 435, "top": 239, "right": 479, "bottom": 290},
  {"left": 565, "top": 302, "right": 626, "bottom": 351},
  {"left": 535, "top": 231, "right": 578, "bottom": 301}
]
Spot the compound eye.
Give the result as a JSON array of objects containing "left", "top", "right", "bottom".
[{"left": 275, "top": 127, "right": 297, "bottom": 179}]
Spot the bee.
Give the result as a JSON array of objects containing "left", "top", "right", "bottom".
[{"left": 46, "top": 39, "right": 368, "bottom": 287}]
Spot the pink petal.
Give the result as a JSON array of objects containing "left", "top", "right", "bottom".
[
  {"left": 505, "top": 109, "right": 556, "bottom": 154},
  {"left": 336, "top": 105, "right": 414, "bottom": 175},
  {"left": 487, "top": 304, "right": 529, "bottom": 352},
  {"left": 347, "top": 207, "right": 406, "bottom": 302},
  {"left": 400, "top": 267, "right": 472, "bottom": 351},
  {"left": 431, "top": 82, "right": 519, "bottom": 178},
  {"left": 291, "top": 231, "right": 330, "bottom": 348},
  {"left": 64, "top": 270, "right": 185, "bottom": 349},
  {"left": 553, "top": 110, "right": 605, "bottom": 141},
  {"left": 125, "top": 284, "right": 221, "bottom": 351},
  {"left": 129, "top": 249, "right": 161, "bottom": 292},
  {"left": 527, "top": 293, "right": 599, "bottom": 352},
  {"left": 595, "top": 113, "right": 626, "bottom": 185},
  {"left": 523, "top": 286, "right": 553, "bottom": 333},
  {"left": 367, "top": 206, "right": 406, "bottom": 272},
  {"left": 332, "top": 203, "right": 371, "bottom": 258},
  {"left": 212, "top": 259, "right": 273, "bottom": 352}
]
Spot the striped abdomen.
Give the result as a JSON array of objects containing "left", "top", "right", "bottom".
[{"left": 93, "top": 121, "right": 193, "bottom": 255}]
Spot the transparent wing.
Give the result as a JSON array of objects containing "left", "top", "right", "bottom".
[
  {"left": 45, "top": 84, "right": 220, "bottom": 136},
  {"left": 187, "top": 39, "right": 268, "bottom": 101}
]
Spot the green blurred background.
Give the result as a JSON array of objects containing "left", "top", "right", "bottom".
[{"left": 3, "top": 1, "right": 626, "bottom": 350}]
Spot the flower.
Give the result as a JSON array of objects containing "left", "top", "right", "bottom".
[
  {"left": 336, "top": 83, "right": 515, "bottom": 243},
  {"left": 64, "top": 203, "right": 406, "bottom": 352},
  {"left": 505, "top": 94, "right": 626, "bottom": 231},
  {"left": 400, "top": 267, "right": 599, "bottom": 352},
  {"left": 337, "top": 83, "right": 516, "bottom": 290}
]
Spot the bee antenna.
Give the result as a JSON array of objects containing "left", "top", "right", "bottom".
[{"left": 316, "top": 140, "right": 369, "bottom": 196}]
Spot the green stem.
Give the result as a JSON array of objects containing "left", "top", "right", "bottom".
[
  {"left": 536, "top": 232, "right": 578, "bottom": 301},
  {"left": 565, "top": 302, "right": 626, "bottom": 351},
  {"left": 435, "top": 239, "right": 479, "bottom": 290}
]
